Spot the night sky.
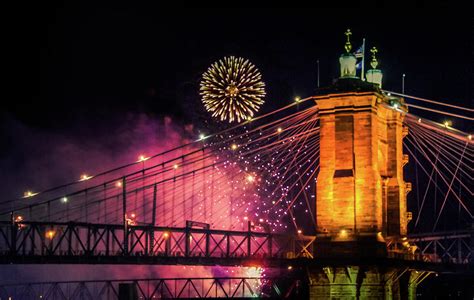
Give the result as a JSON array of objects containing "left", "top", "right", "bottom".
[
  {"left": 1, "top": 3, "right": 472, "bottom": 192},
  {"left": 6, "top": 3, "right": 472, "bottom": 124}
]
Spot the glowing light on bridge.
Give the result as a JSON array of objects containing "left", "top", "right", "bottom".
[
  {"left": 61, "top": 197, "right": 68, "bottom": 203},
  {"left": 468, "top": 134, "right": 472, "bottom": 140},
  {"left": 79, "top": 174, "right": 92, "bottom": 181},
  {"left": 294, "top": 96, "right": 301, "bottom": 103},
  {"left": 137, "top": 155, "right": 150, "bottom": 162},
  {"left": 14, "top": 215, "right": 26, "bottom": 229},
  {"left": 115, "top": 181, "right": 122, "bottom": 188},
  {"left": 443, "top": 120, "right": 452, "bottom": 127},
  {"left": 230, "top": 143, "right": 238, "bottom": 150},
  {"left": 163, "top": 232, "right": 170, "bottom": 239},
  {"left": 173, "top": 164, "right": 179, "bottom": 170},
  {"left": 339, "top": 229, "right": 348, "bottom": 238},
  {"left": 277, "top": 127, "right": 282, "bottom": 133},
  {"left": 46, "top": 230, "right": 55, "bottom": 239},
  {"left": 23, "top": 191, "right": 37, "bottom": 198},
  {"left": 126, "top": 213, "right": 137, "bottom": 225}
]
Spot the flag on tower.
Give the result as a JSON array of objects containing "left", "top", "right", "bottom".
[
  {"left": 354, "top": 44, "right": 364, "bottom": 58},
  {"left": 354, "top": 38, "right": 366, "bottom": 80}
]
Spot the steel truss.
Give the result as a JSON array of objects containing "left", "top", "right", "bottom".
[
  {"left": 408, "top": 230, "right": 474, "bottom": 264},
  {"left": 0, "top": 277, "right": 303, "bottom": 299},
  {"left": 1, "top": 221, "right": 472, "bottom": 266},
  {"left": 0, "top": 221, "right": 314, "bottom": 265}
]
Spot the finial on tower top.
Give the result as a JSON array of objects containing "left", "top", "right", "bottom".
[
  {"left": 366, "top": 46, "right": 383, "bottom": 87},
  {"left": 339, "top": 29, "right": 357, "bottom": 78},
  {"left": 344, "top": 29, "right": 352, "bottom": 53},
  {"left": 370, "top": 47, "right": 379, "bottom": 69}
]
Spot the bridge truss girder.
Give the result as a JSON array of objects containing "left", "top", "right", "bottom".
[
  {"left": 0, "top": 277, "right": 304, "bottom": 299},
  {"left": 0, "top": 221, "right": 314, "bottom": 265}
]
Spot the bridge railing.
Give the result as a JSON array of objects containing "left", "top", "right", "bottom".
[{"left": 0, "top": 221, "right": 314, "bottom": 261}]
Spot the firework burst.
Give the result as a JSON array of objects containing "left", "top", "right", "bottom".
[{"left": 200, "top": 56, "right": 266, "bottom": 123}]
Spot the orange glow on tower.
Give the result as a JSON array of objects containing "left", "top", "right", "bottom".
[{"left": 314, "top": 87, "right": 409, "bottom": 250}]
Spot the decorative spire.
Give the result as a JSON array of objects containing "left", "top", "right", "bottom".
[
  {"left": 339, "top": 29, "right": 357, "bottom": 78},
  {"left": 344, "top": 29, "right": 352, "bottom": 53},
  {"left": 366, "top": 46, "right": 383, "bottom": 87},
  {"left": 370, "top": 47, "right": 379, "bottom": 69}
]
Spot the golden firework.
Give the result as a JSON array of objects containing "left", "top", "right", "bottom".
[{"left": 200, "top": 56, "right": 266, "bottom": 123}]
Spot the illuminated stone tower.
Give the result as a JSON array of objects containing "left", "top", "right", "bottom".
[
  {"left": 314, "top": 33, "right": 408, "bottom": 253},
  {"left": 307, "top": 30, "right": 414, "bottom": 299}
]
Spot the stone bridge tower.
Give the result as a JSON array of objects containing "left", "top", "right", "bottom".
[
  {"left": 307, "top": 30, "right": 417, "bottom": 299},
  {"left": 315, "top": 33, "right": 408, "bottom": 253}
]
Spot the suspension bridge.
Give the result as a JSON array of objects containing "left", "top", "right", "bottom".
[{"left": 0, "top": 64, "right": 472, "bottom": 298}]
